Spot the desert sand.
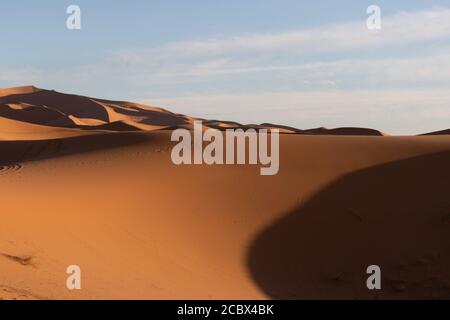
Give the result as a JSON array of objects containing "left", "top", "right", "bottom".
[{"left": 1, "top": 86, "right": 450, "bottom": 300}]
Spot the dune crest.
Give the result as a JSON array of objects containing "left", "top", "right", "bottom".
[{"left": 0, "top": 85, "right": 42, "bottom": 97}]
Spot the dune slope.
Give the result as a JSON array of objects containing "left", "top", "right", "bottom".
[{"left": 1, "top": 132, "right": 450, "bottom": 299}]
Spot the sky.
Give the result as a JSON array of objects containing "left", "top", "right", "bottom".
[{"left": 1, "top": 0, "right": 450, "bottom": 134}]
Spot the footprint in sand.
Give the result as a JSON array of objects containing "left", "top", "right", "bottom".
[
  {"left": 0, "top": 253, "right": 36, "bottom": 267},
  {"left": 0, "top": 164, "right": 23, "bottom": 174},
  {"left": 0, "top": 285, "right": 42, "bottom": 300}
]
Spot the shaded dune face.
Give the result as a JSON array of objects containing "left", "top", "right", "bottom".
[
  {"left": 0, "top": 132, "right": 150, "bottom": 166},
  {"left": 302, "top": 127, "right": 385, "bottom": 136},
  {"left": 0, "top": 102, "right": 77, "bottom": 127},
  {"left": 248, "top": 150, "right": 450, "bottom": 299},
  {"left": 422, "top": 129, "right": 450, "bottom": 136},
  {"left": 0, "top": 88, "right": 190, "bottom": 132},
  {"left": 0, "top": 90, "right": 110, "bottom": 124}
]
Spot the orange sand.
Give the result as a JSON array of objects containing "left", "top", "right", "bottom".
[{"left": 1, "top": 86, "right": 449, "bottom": 299}]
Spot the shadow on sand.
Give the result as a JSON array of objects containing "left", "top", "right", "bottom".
[
  {"left": 248, "top": 150, "right": 450, "bottom": 299},
  {"left": 0, "top": 132, "right": 153, "bottom": 166}
]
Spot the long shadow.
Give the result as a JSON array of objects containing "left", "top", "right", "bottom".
[
  {"left": 248, "top": 150, "right": 450, "bottom": 299},
  {"left": 0, "top": 132, "right": 152, "bottom": 166}
]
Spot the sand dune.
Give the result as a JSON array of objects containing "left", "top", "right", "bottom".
[
  {"left": 1, "top": 86, "right": 450, "bottom": 300},
  {"left": 0, "top": 86, "right": 387, "bottom": 136},
  {"left": 0, "top": 87, "right": 186, "bottom": 134}
]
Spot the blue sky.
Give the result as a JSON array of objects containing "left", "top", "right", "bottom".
[{"left": 1, "top": 1, "right": 450, "bottom": 134}]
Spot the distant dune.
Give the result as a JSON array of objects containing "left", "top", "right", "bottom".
[
  {"left": 0, "top": 86, "right": 386, "bottom": 136},
  {"left": 1, "top": 86, "right": 450, "bottom": 300},
  {"left": 0, "top": 86, "right": 186, "bottom": 134},
  {"left": 301, "top": 127, "right": 385, "bottom": 136},
  {"left": 421, "top": 129, "right": 450, "bottom": 136}
]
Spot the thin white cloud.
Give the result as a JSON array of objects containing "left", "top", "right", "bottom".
[
  {"left": 116, "top": 7, "right": 450, "bottom": 62},
  {"left": 128, "top": 52, "right": 450, "bottom": 89},
  {"left": 95, "top": 7, "right": 450, "bottom": 91}
]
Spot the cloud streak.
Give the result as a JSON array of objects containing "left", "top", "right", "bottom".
[
  {"left": 96, "top": 7, "right": 450, "bottom": 93},
  {"left": 117, "top": 7, "right": 450, "bottom": 61}
]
